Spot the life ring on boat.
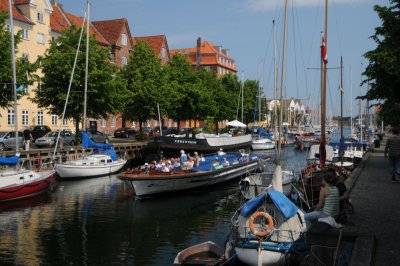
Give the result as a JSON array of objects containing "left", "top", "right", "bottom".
[{"left": 249, "top": 211, "right": 274, "bottom": 237}]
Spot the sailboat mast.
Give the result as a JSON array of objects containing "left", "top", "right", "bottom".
[
  {"left": 83, "top": 0, "right": 90, "bottom": 132},
  {"left": 340, "top": 56, "right": 343, "bottom": 139},
  {"left": 8, "top": 0, "right": 18, "bottom": 150},
  {"left": 350, "top": 67, "right": 353, "bottom": 136},
  {"left": 321, "top": 0, "right": 328, "bottom": 144},
  {"left": 278, "top": 0, "right": 289, "bottom": 165},
  {"left": 273, "top": 20, "right": 278, "bottom": 150}
]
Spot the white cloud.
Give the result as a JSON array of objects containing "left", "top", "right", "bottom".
[{"left": 246, "top": 0, "right": 374, "bottom": 11}]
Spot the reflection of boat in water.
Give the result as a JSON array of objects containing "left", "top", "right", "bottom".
[
  {"left": 118, "top": 153, "right": 267, "bottom": 198},
  {"left": 57, "top": 175, "right": 122, "bottom": 196},
  {"left": 173, "top": 241, "right": 224, "bottom": 266}
]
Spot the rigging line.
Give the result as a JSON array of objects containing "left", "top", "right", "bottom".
[
  {"left": 331, "top": 0, "right": 344, "bottom": 55},
  {"left": 290, "top": 0, "right": 300, "bottom": 99}
]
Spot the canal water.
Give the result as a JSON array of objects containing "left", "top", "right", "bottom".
[{"left": 0, "top": 130, "right": 345, "bottom": 266}]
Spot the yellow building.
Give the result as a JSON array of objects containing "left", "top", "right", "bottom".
[{"left": 0, "top": 0, "right": 74, "bottom": 132}]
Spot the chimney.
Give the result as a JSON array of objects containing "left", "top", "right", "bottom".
[{"left": 196, "top": 37, "right": 202, "bottom": 70}]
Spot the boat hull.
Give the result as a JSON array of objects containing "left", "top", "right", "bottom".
[
  {"left": 55, "top": 159, "right": 126, "bottom": 179},
  {"left": 0, "top": 170, "right": 57, "bottom": 202},
  {"left": 148, "top": 134, "right": 252, "bottom": 152},
  {"left": 119, "top": 160, "right": 260, "bottom": 197},
  {"left": 235, "top": 245, "right": 285, "bottom": 266},
  {"left": 251, "top": 139, "right": 275, "bottom": 150}
]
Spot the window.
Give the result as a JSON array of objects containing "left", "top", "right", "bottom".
[
  {"left": 22, "top": 29, "right": 29, "bottom": 40},
  {"left": 38, "top": 111, "right": 44, "bottom": 125},
  {"left": 6, "top": 24, "right": 10, "bottom": 32},
  {"left": 111, "top": 117, "right": 116, "bottom": 127},
  {"left": 51, "top": 115, "right": 58, "bottom": 125},
  {"left": 22, "top": 53, "right": 29, "bottom": 61},
  {"left": 161, "top": 47, "right": 166, "bottom": 59},
  {"left": 110, "top": 53, "right": 115, "bottom": 63},
  {"left": 8, "top": 109, "right": 15, "bottom": 125},
  {"left": 121, "top": 34, "right": 127, "bottom": 45},
  {"left": 121, "top": 56, "right": 127, "bottom": 66},
  {"left": 37, "top": 82, "right": 42, "bottom": 93},
  {"left": 101, "top": 118, "right": 106, "bottom": 127},
  {"left": 37, "top": 12, "right": 44, "bottom": 23},
  {"left": 37, "top": 33, "right": 45, "bottom": 44},
  {"left": 22, "top": 110, "right": 29, "bottom": 126},
  {"left": 63, "top": 118, "right": 68, "bottom": 126}
]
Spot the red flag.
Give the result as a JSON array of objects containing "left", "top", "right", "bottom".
[{"left": 321, "top": 33, "right": 328, "bottom": 64}]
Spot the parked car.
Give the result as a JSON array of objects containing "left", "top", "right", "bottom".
[
  {"left": 35, "top": 130, "right": 76, "bottom": 148},
  {"left": 0, "top": 131, "right": 23, "bottom": 151},
  {"left": 87, "top": 131, "right": 109, "bottom": 144},
  {"left": 30, "top": 125, "right": 51, "bottom": 142},
  {"left": 114, "top": 127, "right": 138, "bottom": 138}
]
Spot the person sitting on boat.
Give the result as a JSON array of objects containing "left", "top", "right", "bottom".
[
  {"left": 304, "top": 172, "right": 340, "bottom": 230},
  {"left": 149, "top": 161, "right": 157, "bottom": 171},
  {"left": 212, "top": 158, "right": 220, "bottom": 170},
  {"left": 180, "top": 150, "right": 188, "bottom": 166},
  {"left": 172, "top": 158, "right": 181, "bottom": 170},
  {"left": 156, "top": 161, "right": 163, "bottom": 171},
  {"left": 186, "top": 157, "right": 194, "bottom": 170},
  {"left": 222, "top": 158, "right": 230, "bottom": 167},
  {"left": 143, "top": 162, "right": 150, "bottom": 174},
  {"left": 161, "top": 162, "right": 170, "bottom": 173},
  {"left": 217, "top": 148, "right": 226, "bottom": 155},
  {"left": 193, "top": 152, "right": 201, "bottom": 167},
  {"left": 200, "top": 154, "right": 205, "bottom": 162}
]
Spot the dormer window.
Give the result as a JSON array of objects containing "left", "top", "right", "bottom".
[
  {"left": 121, "top": 34, "right": 127, "bottom": 46},
  {"left": 122, "top": 56, "right": 127, "bottom": 66},
  {"left": 37, "top": 12, "right": 44, "bottom": 23}
]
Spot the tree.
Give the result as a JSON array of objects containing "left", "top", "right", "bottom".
[
  {"left": 32, "top": 25, "right": 127, "bottom": 133},
  {"left": 0, "top": 12, "right": 37, "bottom": 109},
  {"left": 123, "top": 40, "right": 164, "bottom": 133},
  {"left": 361, "top": 0, "right": 400, "bottom": 125}
]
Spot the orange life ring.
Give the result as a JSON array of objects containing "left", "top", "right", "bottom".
[{"left": 249, "top": 211, "right": 274, "bottom": 237}]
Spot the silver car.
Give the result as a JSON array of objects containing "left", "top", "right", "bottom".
[
  {"left": 0, "top": 131, "right": 23, "bottom": 151},
  {"left": 35, "top": 130, "right": 76, "bottom": 148}
]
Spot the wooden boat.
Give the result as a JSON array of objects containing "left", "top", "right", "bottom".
[
  {"left": 118, "top": 153, "right": 265, "bottom": 198},
  {"left": 173, "top": 241, "right": 224, "bottom": 266}
]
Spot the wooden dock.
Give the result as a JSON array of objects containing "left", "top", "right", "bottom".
[{"left": 0, "top": 141, "right": 147, "bottom": 170}]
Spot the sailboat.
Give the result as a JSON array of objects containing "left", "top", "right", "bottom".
[
  {"left": 54, "top": 0, "right": 126, "bottom": 179},
  {"left": 0, "top": 0, "right": 56, "bottom": 201},
  {"left": 251, "top": 68, "right": 275, "bottom": 151},
  {"left": 227, "top": 4, "right": 307, "bottom": 265}
]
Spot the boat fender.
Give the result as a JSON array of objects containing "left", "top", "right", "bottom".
[{"left": 248, "top": 211, "right": 274, "bottom": 238}]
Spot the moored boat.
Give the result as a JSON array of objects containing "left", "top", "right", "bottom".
[
  {"left": 173, "top": 241, "right": 224, "bottom": 266},
  {"left": 118, "top": 153, "right": 266, "bottom": 198}
]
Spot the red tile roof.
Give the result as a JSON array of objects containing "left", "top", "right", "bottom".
[
  {"left": 92, "top": 18, "right": 133, "bottom": 47},
  {"left": 171, "top": 41, "right": 237, "bottom": 71},
  {"left": 135, "top": 35, "right": 166, "bottom": 56},
  {"left": 0, "top": 0, "right": 34, "bottom": 25},
  {"left": 50, "top": 4, "right": 109, "bottom": 46}
]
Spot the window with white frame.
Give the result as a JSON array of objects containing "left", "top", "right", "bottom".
[
  {"left": 22, "top": 29, "right": 29, "bottom": 40},
  {"left": 63, "top": 118, "right": 68, "bottom": 126},
  {"left": 8, "top": 109, "right": 15, "bottom": 125},
  {"left": 161, "top": 47, "right": 166, "bottom": 59},
  {"left": 37, "top": 33, "right": 45, "bottom": 44},
  {"left": 37, "top": 82, "right": 42, "bottom": 93},
  {"left": 6, "top": 24, "right": 10, "bottom": 32},
  {"left": 22, "top": 53, "right": 29, "bottom": 61},
  {"left": 37, "top": 12, "right": 44, "bottom": 23},
  {"left": 111, "top": 116, "right": 116, "bottom": 127},
  {"left": 122, "top": 56, "right": 127, "bottom": 66},
  {"left": 121, "top": 34, "right": 127, "bottom": 45},
  {"left": 101, "top": 118, "right": 106, "bottom": 127},
  {"left": 22, "top": 110, "right": 29, "bottom": 126},
  {"left": 51, "top": 115, "right": 58, "bottom": 125},
  {"left": 37, "top": 111, "right": 44, "bottom": 125}
]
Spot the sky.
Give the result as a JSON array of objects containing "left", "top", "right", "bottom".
[{"left": 61, "top": 0, "right": 383, "bottom": 117}]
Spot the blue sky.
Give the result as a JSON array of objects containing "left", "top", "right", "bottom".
[{"left": 61, "top": 0, "right": 382, "bottom": 117}]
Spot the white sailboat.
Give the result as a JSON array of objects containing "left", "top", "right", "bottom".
[
  {"left": 54, "top": 0, "right": 126, "bottom": 179},
  {"left": 0, "top": 0, "right": 56, "bottom": 201},
  {"left": 228, "top": 4, "right": 307, "bottom": 265}
]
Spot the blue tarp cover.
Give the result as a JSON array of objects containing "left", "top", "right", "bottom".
[
  {"left": 252, "top": 127, "right": 273, "bottom": 139},
  {"left": 0, "top": 155, "right": 19, "bottom": 166},
  {"left": 240, "top": 193, "right": 266, "bottom": 217},
  {"left": 192, "top": 153, "right": 257, "bottom": 172},
  {"left": 269, "top": 190, "right": 299, "bottom": 219},
  {"left": 82, "top": 130, "right": 113, "bottom": 150}
]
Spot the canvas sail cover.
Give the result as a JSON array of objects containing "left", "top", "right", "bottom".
[
  {"left": 82, "top": 131, "right": 113, "bottom": 150},
  {"left": 0, "top": 155, "right": 19, "bottom": 166},
  {"left": 268, "top": 190, "right": 298, "bottom": 219}
]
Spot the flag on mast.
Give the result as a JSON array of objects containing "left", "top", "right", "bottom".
[{"left": 321, "top": 32, "right": 328, "bottom": 64}]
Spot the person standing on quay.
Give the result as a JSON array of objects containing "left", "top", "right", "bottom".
[
  {"left": 23, "top": 126, "right": 32, "bottom": 151},
  {"left": 385, "top": 126, "right": 400, "bottom": 182}
]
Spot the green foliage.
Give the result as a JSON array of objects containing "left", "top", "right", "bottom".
[
  {"left": 203, "top": 115, "right": 215, "bottom": 133},
  {"left": 32, "top": 25, "right": 127, "bottom": 131},
  {"left": 361, "top": 0, "right": 400, "bottom": 125},
  {"left": 0, "top": 12, "right": 37, "bottom": 109},
  {"left": 122, "top": 40, "right": 164, "bottom": 132}
]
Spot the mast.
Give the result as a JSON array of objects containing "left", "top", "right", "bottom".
[
  {"left": 273, "top": 0, "right": 288, "bottom": 193},
  {"left": 340, "top": 56, "right": 343, "bottom": 140},
  {"left": 273, "top": 20, "right": 278, "bottom": 151},
  {"left": 350, "top": 66, "right": 353, "bottom": 136},
  {"left": 8, "top": 0, "right": 19, "bottom": 151},
  {"left": 241, "top": 72, "right": 244, "bottom": 122},
  {"left": 83, "top": 0, "right": 90, "bottom": 131}
]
